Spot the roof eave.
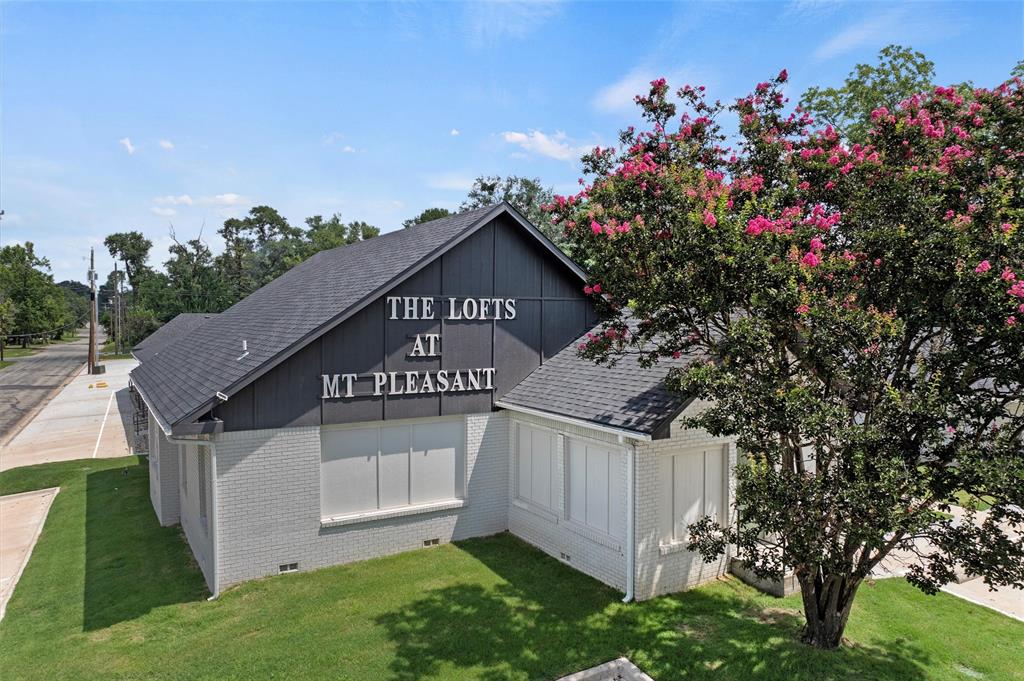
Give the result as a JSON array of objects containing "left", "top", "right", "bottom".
[{"left": 494, "top": 399, "right": 653, "bottom": 442}]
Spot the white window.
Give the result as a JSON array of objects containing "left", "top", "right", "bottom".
[
  {"left": 320, "top": 419, "right": 465, "bottom": 520},
  {"left": 515, "top": 423, "right": 557, "bottom": 510},
  {"left": 566, "top": 438, "right": 624, "bottom": 538},
  {"left": 658, "top": 445, "right": 728, "bottom": 545}
]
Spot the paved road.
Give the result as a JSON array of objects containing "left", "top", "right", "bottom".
[{"left": 0, "top": 337, "right": 89, "bottom": 443}]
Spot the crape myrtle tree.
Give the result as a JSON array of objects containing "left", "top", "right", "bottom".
[{"left": 547, "top": 72, "right": 1024, "bottom": 649}]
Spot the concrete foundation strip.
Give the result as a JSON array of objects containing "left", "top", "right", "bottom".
[{"left": 0, "top": 487, "right": 60, "bottom": 621}]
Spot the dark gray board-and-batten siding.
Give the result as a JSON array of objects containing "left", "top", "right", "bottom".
[{"left": 211, "top": 214, "right": 597, "bottom": 431}]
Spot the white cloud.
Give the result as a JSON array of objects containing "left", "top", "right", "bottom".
[
  {"left": 450, "top": 128, "right": 461, "bottom": 136},
  {"left": 150, "top": 206, "right": 177, "bottom": 217},
  {"left": 158, "top": 139, "right": 174, "bottom": 150},
  {"left": 322, "top": 131, "right": 345, "bottom": 145},
  {"left": 153, "top": 194, "right": 193, "bottom": 206},
  {"left": 813, "top": 8, "right": 908, "bottom": 61},
  {"left": 207, "top": 193, "right": 247, "bottom": 206},
  {"left": 593, "top": 66, "right": 706, "bottom": 114},
  {"left": 341, "top": 145, "right": 356, "bottom": 153},
  {"left": 500, "top": 129, "right": 590, "bottom": 162},
  {"left": 425, "top": 172, "right": 476, "bottom": 191},
  {"left": 118, "top": 137, "right": 136, "bottom": 155}
]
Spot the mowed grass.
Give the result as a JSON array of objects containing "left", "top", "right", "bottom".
[{"left": 0, "top": 458, "right": 1021, "bottom": 681}]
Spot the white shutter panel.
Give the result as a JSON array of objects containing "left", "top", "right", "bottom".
[
  {"left": 672, "top": 450, "right": 703, "bottom": 541},
  {"left": 321, "top": 428, "right": 378, "bottom": 516},
  {"left": 410, "top": 421, "right": 459, "bottom": 504},
  {"left": 585, "top": 444, "right": 610, "bottom": 533},
  {"left": 379, "top": 426, "right": 411, "bottom": 509},
  {"left": 568, "top": 439, "right": 587, "bottom": 523},
  {"left": 530, "top": 428, "right": 553, "bottom": 509}
]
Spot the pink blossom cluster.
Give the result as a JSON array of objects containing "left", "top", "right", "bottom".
[
  {"left": 745, "top": 215, "right": 785, "bottom": 236},
  {"left": 590, "top": 218, "right": 632, "bottom": 236},
  {"left": 800, "top": 251, "right": 821, "bottom": 268},
  {"left": 582, "top": 283, "right": 603, "bottom": 295},
  {"left": 803, "top": 204, "right": 842, "bottom": 231},
  {"left": 732, "top": 174, "right": 765, "bottom": 194},
  {"left": 616, "top": 152, "right": 658, "bottom": 179}
]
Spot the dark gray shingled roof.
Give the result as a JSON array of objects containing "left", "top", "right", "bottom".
[
  {"left": 498, "top": 327, "right": 696, "bottom": 438},
  {"left": 132, "top": 203, "right": 582, "bottom": 432},
  {"left": 133, "top": 313, "right": 217, "bottom": 363}
]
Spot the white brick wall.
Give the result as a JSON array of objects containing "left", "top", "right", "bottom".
[
  {"left": 633, "top": 399, "right": 737, "bottom": 600},
  {"left": 183, "top": 401, "right": 735, "bottom": 598},
  {"left": 148, "top": 413, "right": 180, "bottom": 527},
  {"left": 178, "top": 444, "right": 214, "bottom": 590},
  {"left": 212, "top": 412, "right": 509, "bottom": 588},
  {"left": 506, "top": 412, "right": 630, "bottom": 592}
]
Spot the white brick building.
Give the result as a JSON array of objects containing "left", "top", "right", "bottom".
[{"left": 132, "top": 204, "right": 738, "bottom": 600}]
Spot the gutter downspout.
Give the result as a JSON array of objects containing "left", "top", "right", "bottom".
[
  {"left": 167, "top": 435, "right": 220, "bottom": 601},
  {"left": 621, "top": 436, "right": 636, "bottom": 603}
]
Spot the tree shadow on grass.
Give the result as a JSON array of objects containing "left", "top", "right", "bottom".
[
  {"left": 377, "top": 534, "right": 931, "bottom": 681},
  {"left": 83, "top": 461, "right": 207, "bottom": 630}
]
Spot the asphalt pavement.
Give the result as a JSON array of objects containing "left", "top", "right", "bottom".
[{"left": 0, "top": 336, "right": 89, "bottom": 445}]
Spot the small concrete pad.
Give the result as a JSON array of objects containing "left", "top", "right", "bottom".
[
  {"left": 0, "top": 358, "right": 137, "bottom": 472},
  {"left": 942, "top": 578, "right": 1024, "bottom": 622},
  {"left": 873, "top": 505, "right": 1024, "bottom": 622},
  {"left": 557, "top": 657, "right": 654, "bottom": 681},
  {"left": 0, "top": 487, "right": 59, "bottom": 619}
]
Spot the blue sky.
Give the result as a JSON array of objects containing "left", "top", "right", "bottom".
[{"left": 2, "top": 1, "right": 1021, "bottom": 284}]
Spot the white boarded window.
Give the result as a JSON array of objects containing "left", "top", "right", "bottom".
[
  {"left": 566, "top": 438, "right": 624, "bottom": 538},
  {"left": 658, "top": 445, "right": 728, "bottom": 545},
  {"left": 515, "top": 424, "right": 556, "bottom": 510},
  {"left": 321, "top": 419, "right": 464, "bottom": 519}
]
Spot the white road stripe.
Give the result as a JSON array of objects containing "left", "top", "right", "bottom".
[{"left": 91, "top": 391, "right": 114, "bottom": 459}]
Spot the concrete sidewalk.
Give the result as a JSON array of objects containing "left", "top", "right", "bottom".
[
  {"left": 874, "top": 505, "right": 1024, "bottom": 622},
  {"left": 0, "top": 487, "right": 59, "bottom": 620},
  {"left": 0, "top": 358, "right": 138, "bottom": 472}
]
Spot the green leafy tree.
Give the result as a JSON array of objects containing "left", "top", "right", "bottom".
[
  {"left": 0, "top": 293, "right": 14, "bottom": 360},
  {"left": 103, "top": 231, "right": 153, "bottom": 294},
  {"left": 551, "top": 73, "right": 1024, "bottom": 649},
  {"left": 0, "top": 243, "right": 71, "bottom": 345},
  {"left": 801, "top": 45, "right": 935, "bottom": 143},
  {"left": 295, "top": 214, "right": 380, "bottom": 263},
  {"left": 216, "top": 205, "right": 304, "bottom": 296},
  {"left": 403, "top": 207, "right": 452, "bottom": 228},
  {"left": 164, "top": 234, "right": 235, "bottom": 316},
  {"left": 462, "top": 175, "right": 563, "bottom": 246},
  {"left": 121, "top": 306, "right": 162, "bottom": 348},
  {"left": 216, "top": 217, "right": 256, "bottom": 299}
]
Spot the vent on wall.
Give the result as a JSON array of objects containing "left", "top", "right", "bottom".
[
  {"left": 559, "top": 552, "right": 572, "bottom": 562},
  {"left": 423, "top": 538, "right": 440, "bottom": 547},
  {"left": 279, "top": 562, "right": 299, "bottom": 574}
]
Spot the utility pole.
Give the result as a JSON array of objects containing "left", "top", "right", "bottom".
[
  {"left": 88, "top": 247, "right": 97, "bottom": 373},
  {"left": 113, "top": 261, "right": 121, "bottom": 355}
]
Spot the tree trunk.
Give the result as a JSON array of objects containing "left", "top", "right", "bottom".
[{"left": 796, "top": 570, "right": 861, "bottom": 649}]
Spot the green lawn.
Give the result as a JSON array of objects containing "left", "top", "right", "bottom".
[
  {"left": 954, "top": 490, "right": 996, "bottom": 511},
  {"left": 0, "top": 360, "right": 12, "bottom": 371},
  {"left": 1, "top": 458, "right": 1021, "bottom": 681},
  {"left": 1, "top": 346, "right": 40, "bottom": 359}
]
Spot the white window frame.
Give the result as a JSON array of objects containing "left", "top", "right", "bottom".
[
  {"left": 513, "top": 421, "right": 559, "bottom": 514},
  {"left": 563, "top": 434, "right": 627, "bottom": 542},
  {"left": 658, "top": 444, "right": 729, "bottom": 550},
  {"left": 320, "top": 416, "right": 468, "bottom": 526}
]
